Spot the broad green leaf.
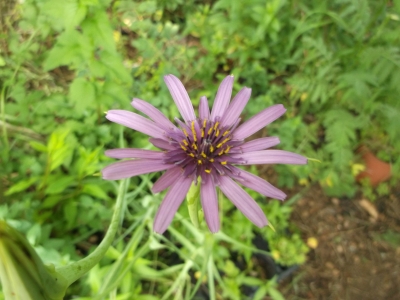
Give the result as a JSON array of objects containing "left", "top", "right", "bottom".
[
  {"left": 45, "top": 176, "right": 75, "bottom": 195},
  {"left": 68, "top": 77, "right": 96, "bottom": 111},
  {"left": 82, "top": 183, "right": 108, "bottom": 200},
  {"left": 29, "top": 141, "right": 48, "bottom": 153},
  {"left": 64, "top": 201, "right": 78, "bottom": 229},
  {"left": 5, "top": 177, "right": 38, "bottom": 196},
  {"left": 41, "top": 196, "right": 61, "bottom": 209}
]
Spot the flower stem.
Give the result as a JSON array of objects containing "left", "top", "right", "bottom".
[
  {"left": 56, "top": 179, "right": 127, "bottom": 285},
  {"left": 0, "top": 85, "right": 9, "bottom": 152}
]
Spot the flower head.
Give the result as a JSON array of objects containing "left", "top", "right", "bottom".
[{"left": 102, "top": 75, "right": 307, "bottom": 234}]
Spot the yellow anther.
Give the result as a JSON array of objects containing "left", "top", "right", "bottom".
[
  {"left": 192, "top": 143, "right": 198, "bottom": 150},
  {"left": 217, "top": 138, "right": 230, "bottom": 148},
  {"left": 201, "top": 152, "right": 207, "bottom": 158},
  {"left": 201, "top": 129, "right": 205, "bottom": 138},
  {"left": 198, "top": 160, "right": 202, "bottom": 165},
  {"left": 191, "top": 121, "right": 197, "bottom": 142},
  {"left": 180, "top": 145, "right": 187, "bottom": 151},
  {"left": 210, "top": 145, "right": 214, "bottom": 152},
  {"left": 218, "top": 150, "right": 224, "bottom": 156},
  {"left": 208, "top": 127, "right": 213, "bottom": 135},
  {"left": 183, "top": 129, "right": 189, "bottom": 137},
  {"left": 215, "top": 129, "right": 220, "bottom": 137},
  {"left": 189, "top": 153, "right": 195, "bottom": 157},
  {"left": 182, "top": 139, "right": 188, "bottom": 146},
  {"left": 220, "top": 161, "right": 227, "bottom": 165},
  {"left": 223, "top": 130, "right": 230, "bottom": 136},
  {"left": 205, "top": 169, "right": 211, "bottom": 173},
  {"left": 209, "top": 158, "right": 214, "bottom": 162},
  {"left": 224, "top": 146, "right": 231, "bottom": 154},
  {"left": 203, "top": 119, "right": 207, "bottom": 128},
  {"left": 214, "top": 122, "right": 219, "bottom": 130}
]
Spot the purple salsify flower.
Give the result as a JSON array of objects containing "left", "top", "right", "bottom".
[{"left": 102, "top": 75, "right": 307, "bottom": 234}]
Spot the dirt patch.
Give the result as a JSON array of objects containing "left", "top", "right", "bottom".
[{"left": 281, "top": 184, "right": 400, "bottom": 300}]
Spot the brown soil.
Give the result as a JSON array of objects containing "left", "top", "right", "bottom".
[{"left": 280, "top": 184, "right": 400, "bottom": 300}]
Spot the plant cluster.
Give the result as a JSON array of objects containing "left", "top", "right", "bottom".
[{"left": 1, "top": 0, "right": 399, "bottom": 299}]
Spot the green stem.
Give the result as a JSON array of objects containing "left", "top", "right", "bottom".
[
  {"left": 0, "top": 85, "right": 9, "bottom": 151},
  {"left": 56, "top": 179, "right": 127, "bottom": 285},
  {"left": 207, "top": 253, "right": 216, "bottom": 300}
]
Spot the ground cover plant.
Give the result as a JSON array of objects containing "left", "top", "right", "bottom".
[{"left": 0, "top": 0, "right": 399, "bottom": 299}]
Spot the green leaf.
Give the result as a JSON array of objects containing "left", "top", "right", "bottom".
[
  {"left": 64, "top": 201, "right": 78, "bottom": 230},
  {"left": 42, "top": 196, "right": 61, "bottom": 209},
  {"left": 68, "top": 77, "right": 96, "bottom": 111},
  {"left": 45, "top": 176, "right": 75, "bottom": 195},
  {"left": 82, "top": 183, "right": 108, "bottom": 200},
  {"left": 43, "top": 30, "right": 83, "bottom": 70},
  {"left": 29, "top": 141, "right": 48, "bottom": 153},
  {"left": 5, "top": 177, "right": 38, "bottom": 196},
  {"left": 269, "top": 287, "right": 285, "bottom": 300}
]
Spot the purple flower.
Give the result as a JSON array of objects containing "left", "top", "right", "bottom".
[{"left": 102, "top": 75, "right": 307, "bottom": 234}]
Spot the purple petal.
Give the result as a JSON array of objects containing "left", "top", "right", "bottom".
[
  {"left": 236, "top": 137, "right": 280, "bottom": 152},
  {"left": 200, "top": 179, "right": 220, "bottom": 233},
  {"left": 153, "top": 176, "right": 193, "bottom": 234},
  {"left": 199, "top": 96, "right": 210, "bottom": 120},
  {"left": 105, "top": 148, "right": 165, "bottom": 159},
  {"left": 152, "top": 167, "right": 183, "bottom": 193},
  {"left": 102, "top": 159, "right": 174, "bottom": 180},
  {"left": 219, "top": 175, "right": 267, "bottom": 228},
  {"left": 131, "top": 98, "right": 177, "bottom": 130},
  {"left": 106, "top": 110, "right": 166, "bottom": 139},
  {"left": 220, "top": 87, "right": 251, "bottom": 127},
  {"left": 233, "top": 150, "right": 308, "bottom": 165},
  {"left": 210, "top": 75, "right": 234, "bottom": 121},
  {"left": 164, "top": 75, "right": 196, "bottom": 123},
  {"left": 233, "top": 104, "right": 286, "bottom": 140},
  {"left": 230, "top": 166, "right": 286, "bottom": 200},
  {"left": 149, "top": 138, "right": 176, "bottom": 151}
]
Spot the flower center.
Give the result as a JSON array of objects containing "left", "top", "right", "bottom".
[
  {"left": 163, "top": 118, "right": 242, "bottom": 178},
  {"left": 178, "top": 119, "right": 232, "bottom": 172}
]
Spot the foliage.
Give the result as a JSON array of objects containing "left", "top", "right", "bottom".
[{"left": 1, "top": 0, "right": 399, "bottom": 298}]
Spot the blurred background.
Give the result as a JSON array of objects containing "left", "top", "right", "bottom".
[{"left": 0, "top": 0, "right": 399, "bottom": 299}]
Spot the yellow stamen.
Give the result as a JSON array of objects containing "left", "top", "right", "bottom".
[
  {"left": 217, "top": 138, "right": 230, "bottom": 148},
  {"left": 224, "top": 146, "right": 231, "bottom": 154},
  {"left": 203, "top": 119, "right": 207, "bottom": 128},
  {"left": 198, "top": 160, "right": 202, "bottom": 165},
  {"left": 201, "top": 152, "right": 207, "bottom": 158},
  {"left": 180, "top": 145, "right": 187, "bottom": 151},
  {"left": 201, "top": 129, "right": 205, "bottom": 138},
  {"left": 182, "top": 139, "right": 188, "bottom": 146},
  {"left": 205, "top": 169, "right": 211, "bottom": 173},
  {"left": 214, "top": 122, "right": 219, "bottom": 130},
  {"left": 223, "top": 130, "right": 230, "bottom": 136},
  {"left": 183, "top": 129, "right": 189, "bottom": 137},
  {"left": 208, "top": 127, "right": 213, "bottom": 135},
  {"left": 210, "top": 145, "right": 214, "bottom": 153},
  {"left": 209, "top": 158, "right": 214, "bottom": 162},
  {"left": 215, "top": 129, "right": 220, "bottom": 137},
  {"left": 191, "top": 121, "right": 197, "bottom": 142},
  {"left": 220, "top": 161, "right": 227, "bottom": 165},
  {"left": 218, "top": 150, "right": 224, "bottom": 156},
  {"left": 192, "top": 143, "right": 198, "bottom": 150},
  {"left": 189, "top": 153, "right": 195, "bottom": 157}
]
